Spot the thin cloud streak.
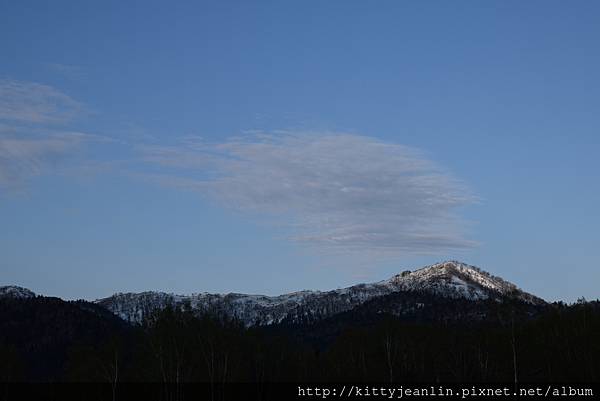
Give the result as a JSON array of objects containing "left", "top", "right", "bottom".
[
  {"left": 0, "top": 79, "right": 83, "bottom": 124},
  {"left": 0, "top": 133, "right": 93, "bottom": 189},
  {"left": 139, "top": 133, "right": 478, "bottom": 256},
  {"left": 0, "top": 79, "right": 98, "bottom": 189}
]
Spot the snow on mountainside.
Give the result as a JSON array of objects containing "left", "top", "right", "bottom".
[
  {"left": 0, "top": 285, "right": 36, "bottom": 298},
  {"left": 96, "top": 261, "right": 545, "bottom": 326}
]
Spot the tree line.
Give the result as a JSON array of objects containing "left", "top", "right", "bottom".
[{"left": 0, "top": 296, "right": 598, "bottom": 386}]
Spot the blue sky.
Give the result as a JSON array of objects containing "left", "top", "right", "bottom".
[{"left": 1, "top": 1, "right": 599, "bottom": 301}]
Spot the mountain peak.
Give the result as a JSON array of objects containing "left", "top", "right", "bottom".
[
  {"left": 386, "top": 260, "right": 543, "bottom": 305},
  {"left": 421, "top": 260, "right": 478, "bottom": 271},
  {"left": 0, "top": 285, "right": 36, "bottom": 299}
]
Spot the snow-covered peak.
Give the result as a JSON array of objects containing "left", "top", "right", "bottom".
[
  {"left": 0, "top": 285, "right": 36, "bottom": 299},
  {"left": 382, "top": 260, "right": 540, "bottom": 302},
  {"left": 97, "top": 261, "right": 544, "bottom": 326}
]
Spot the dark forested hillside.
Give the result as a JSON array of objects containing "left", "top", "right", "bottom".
[
  {"left": 1, "top": 295, "right": 599, "bottom": 385},
  {"left": 269, "top": 290, "right": 549, "bottom": 348},
  {"left": 0, "top": 296, "right": 133, "bottom": 381}
]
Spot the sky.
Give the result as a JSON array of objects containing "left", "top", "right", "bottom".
[{"left": 1, "top": 1, "right": 599, "bottom": 302}]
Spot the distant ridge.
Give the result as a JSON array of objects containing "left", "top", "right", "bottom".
[{"left": 96, "top": 261, "right": 545, "bottom": 326}]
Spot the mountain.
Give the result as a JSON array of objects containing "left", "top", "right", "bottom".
[
  {"left": 0, "top": 285, "right": 36, "bottom": 299},
  {"left": 96, "top": 261, "right": 545, "bottom": 326},
  {"left": 2, "top": 268, "right": 598, "bottom": 385}
]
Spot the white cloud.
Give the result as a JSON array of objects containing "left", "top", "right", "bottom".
[
  {"left": 0, "top": 79, "right": 83, "bottom": 124},
  {"left": 139, "top": 132, "right": 478, "bottom": 256},
  {"left": 0, "top": 79, "right": 96, "bottom": 189},
  {"left": 0, "top": 133, "right": 88, "bottom": 188}
]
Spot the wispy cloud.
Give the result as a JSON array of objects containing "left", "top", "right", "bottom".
[
  {"left": 0, "top": 132, "right": 90, "bottom": 189},
  {"left": 0, "top": 77, "right": 478, "bottom": 257},
  {"left": 0, "top": 79, "right": 83, "bottom": 124},
  {"left": 139, "top": 132, "right": 478, "bottom": 256},
  {"left": 0, "top": 79, "right": 96, "bottom": 189}
]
